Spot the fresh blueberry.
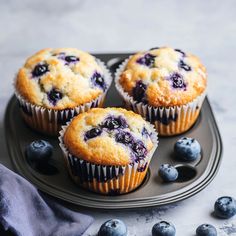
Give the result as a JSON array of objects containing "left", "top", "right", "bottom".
[
  {"left": 91, "top": 71, "right": 106, "bottom": 91},
  {"left": 84, "top": 127, "right": 102, "bottom": 141},
  {"left": 47, "top": 89, "right": 63, "bottom": 105},
  {"left": 132, "top": 80, "right": 147, "bottom": 103},
  {"left": 179, "top": 60, "right": 191, "bottom": 71},
  {"left": 64, "top": 55, "right": 79, "bottom": 63},
  {"left": 132, "top": 141, "right": 147, "bottom": 160},
  {"left": 115, "top": 131, "right": 133, "bottom": 146},
  {"left": 196, "top": 224, "right": 217, "bottom": 236},
  {"left": 152, "top": 221, "right": 176, "bottom": 236},
  {"left": 158, "top": 164, "right": 178, "bottom": 182},
  {"left": 98, "top": 219, "right": 127, "bottom": 236},
  {"left": 169, "top": 72, "right": 186, "bottom": 89},
  {"left": 102, "top": 116, "right": 128, "bottom": 130},
  {"left": 137, "top": 53, "right": 155, "bottom": 67},
  {"left": 174, "top": 137, "right": 201, "bottom": 162},
  {"left": 214, "top": 196, "right": 236, "bottom": 219},
  {"left": 25, "top": 140, "right": 53, "bottom": 165},
  {"left": 32, "top": 63, "right": 49, "bottom": 77},
  {"left": 175, "top": 49, "right": 185, "bottom": 56}
]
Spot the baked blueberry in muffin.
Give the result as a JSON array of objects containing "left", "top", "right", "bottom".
[
  {"left": 116, "top": 46, "right": 207, "bottom": 136},
  {"left": 59, "top": 107, "right": 158, "bottom": 194},
  {"left": 15, "top": 48, "right": 112, "bottom": 135}
]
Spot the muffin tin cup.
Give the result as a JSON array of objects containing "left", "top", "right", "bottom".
[
  {"left": 14, "top": 59, "right": 113, "bottom": 136},
  {"left": 58, "top": 120, "right": 158, "bottom": 195},
  {"left": 115, "top": 58, "right": 207, "bottom": 136}
]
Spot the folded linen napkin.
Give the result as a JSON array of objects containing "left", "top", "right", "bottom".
[{"left": 0, "top": 164, "right": 93, "bottom": 236}]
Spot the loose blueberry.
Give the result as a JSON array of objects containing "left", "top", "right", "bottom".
[
  {"left": 152, "top": 221, "right": 176, "bottom": 236},
  {"left": 158, "top": 164, "right": 178, "bottom": 182},
  {"left": 174, "top": 137, "right": 201, "bottom": 162},
  {"left": 84, "top": 127, "right": 102, "bottom": 141},
  {"left": 102, "top": 116, "right": 128, "bottom": 130},
  {"left": 175, "top": 49, "right": 185, "bottom": 56},
  {"left": 25, "top": 140, "right": 53, "bottom": 165},
  {"left": 64, "top": 55, "right": 79, "bottom": 63},
  {"left": 169, "top": 72, "right": 186, "bottom": 89},
  {"left": 91, "top": 71, "right": 106, "bottom": 91},
  {"left": 132, "top": 80, "right": 147, "bottom": 103},
  {"left": 179, "top": 60, "right": 191, "bottom": 71},
  {"left": 196, "top": 224, "right": 217, "bottom": 236},
  {"left": 137, "top": 53, "right": 155, "bottom": 67},
  {"left": 132, "top": 141, "right": 147, "bottom": 159},
  {"left": 47, "top": 89, "right": 63, "bottom": 105},
  {"left": 115, "top": 131, "right": 133, "bottom": 145},
  {"left": 214, "top": 196, "right": 236, "bottom": 219},
  {"left": 98, "top": 219, "right": 127, "bottom": 236},
  {"left": 32, "top": 63, "right": 49, "bottom": 77}
]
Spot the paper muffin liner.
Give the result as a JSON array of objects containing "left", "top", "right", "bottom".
[
  {"left": 58, "top": 120, "right": 158, "bottom": 195},
  {"left": 14, "top": 59, "right": 112, "bottom": 136},
  {"left": 115, "top": 57, "right": 207, "bottom": 136}
]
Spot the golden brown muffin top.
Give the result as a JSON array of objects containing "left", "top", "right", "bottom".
[
  {"left": 118, "top": 47, "right": 207, "bottom": 107},
  {"left": 16, "top": 48, "right": 111, "bottom": 110},
  {"left": 63, "top": 108, "right": 157, "bottom": 166}
]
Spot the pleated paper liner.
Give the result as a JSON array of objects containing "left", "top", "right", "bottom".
[
  {"left": 58, "top": 120, "right": 158, "bottom": 195},
  {"left": 14, "top": 59, "right": 112, "bottom": 136},
  {"left": 115, "top": 57, "right": 206, "bottom": 136}
]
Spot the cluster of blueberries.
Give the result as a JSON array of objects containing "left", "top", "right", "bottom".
[
  {"left": 97, "top": 195, "right": 236, "bottom": 236},
  {"left": 158, "top": 137, "right": 201, "bottom": 182},
  {"left": 25, "top": 138, "right": 233, "bottom": 236},
  {"left": 84, "top": 116, "right": 148, "bottom": 162}
]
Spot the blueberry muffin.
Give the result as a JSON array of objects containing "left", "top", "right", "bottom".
[
  {"left": 59, "top": 107, "right": 158, "bottom": 195},
  {"left": 15, "top": 48, "right": 112, "bottom": 135},
  {"left": 115, "top": 47, "right": 207, "bottom": 136}
]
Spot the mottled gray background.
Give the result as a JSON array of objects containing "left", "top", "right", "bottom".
[{"left": 0, "top": 0, "right": 236, "bottom": 235}]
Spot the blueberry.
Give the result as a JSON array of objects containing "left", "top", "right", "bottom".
[
  {"left": 32, "top": 63, "right": 49, "bottom": 77},
  {"left": 196, "top": 224, "right": 217, "bottom": 236},
  {"left": 64, "top": 55, "right": 79, "bottom": 63},
  {"left": 98, "top": 219, "right": 127, "bottom": 236},
  {"left": 47, "top": 89, "right": 63, "bottom": 105},
  {"left": 91, "top": 71, "right": 106, "bottom": 91},
  {"left": 179, "top": 60, "right": 191, "bottom": 71},
  {"left": 132, "top": 80, "right": 147, "bottom": 103},
  {"left": 169, "top": 72, "right": 186, "bottom": 89},
  {"left": 174, "top": 137, "right": 201, "bottom": 162},
  {"left": 152, "top": 221, "right": 176, "bottom": 236},
  {"left": 25, "top": 140, "right": 53, "bottom": 165},
  {"left": 84, "top": 127, "right": 102, "bottom": 141},
  {"left": 175, "top": 49, "right": 185, "bottom": 56},
  {"left": 137, "top": 53, "right": 155, "bottom": 67},
  {"left": 158, "top": 164, "right": 178, "bottom": 182},
  {"left": 132, "top": 141, "right": 147, "bottom": 159},
  {"left": 214, "top": 196, "right": 236, "bottom": 219},
  {"left": 102, "top": 116, "right": 128, "bottom": 130},
  {"left": 115, "top": 131, "right": 133, "bottom": 145}
]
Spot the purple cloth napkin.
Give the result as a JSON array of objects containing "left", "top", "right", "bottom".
[{"left": 0, "top": 164, "right": 93, "bottom": 236}]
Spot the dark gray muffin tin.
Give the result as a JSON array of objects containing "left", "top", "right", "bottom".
[{"left": 4, "top": 53, "right": 223, "bottom": 209}]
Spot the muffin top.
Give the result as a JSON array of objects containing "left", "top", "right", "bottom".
[
  {"left": 63, "top": 108, "right": 157, "bottom": 166},
  {"left": 118, "top": 47, "right": 207, "bottom": 107},
  {"left": 16, "top": 48, "right": 110, "bottom": 110}
]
